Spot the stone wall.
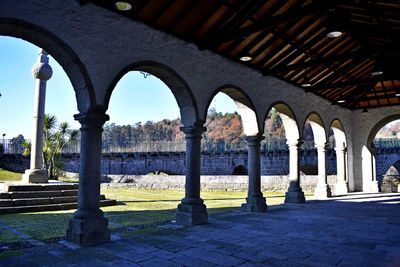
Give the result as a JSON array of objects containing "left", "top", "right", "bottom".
[
  {"left": 375, "top": 148, "right": 400, "bottom": 182},
  {"left": 0, "top": 154, "right": 29, "bottom": 173},
  {"left": 61, "top": 150, "right": 337, "bottom": 176},
  {"left": 100, "top": 174, "right": 338, "bottom": 193}
]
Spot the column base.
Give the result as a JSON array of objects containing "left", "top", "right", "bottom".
[
  {"left": 66, "top": 216, "right": 111, "bottom": 246},
  {"left": 363, "top": 180, "right": 380, "bottom": 193},
  {"left": 314, "top": 184, "right": 332, "bottom": 199},
  {"left": 22, "top": 169, "right": 48, "bottom": 183},
  {"left": 335, "top": 181, "right": 348, "bottom": 195},
  {"left": 176, "top": 203, "right": 208, "bottom": 225},
  {"left": 284, "top": 190, "right": 306, "bottom": 204},
  {"left": 241, "top": 196, "right": 268, "bottom": 212}
]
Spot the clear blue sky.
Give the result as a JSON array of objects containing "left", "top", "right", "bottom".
[{"left": 0, "top": 37, "right": 237, "bottom": 139}]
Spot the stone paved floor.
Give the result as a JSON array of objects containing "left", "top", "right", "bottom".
[{"left": 1, "top": 192, "right": 400, "bottom": 267}]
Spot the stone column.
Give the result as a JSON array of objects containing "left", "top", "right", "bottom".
[
  {"left": 367, "top": 143, "right": 380, "bottom": 192},
  {"left": 66, "top": 111, "right": 111, "bottom": 246},
  {"left": 176, "top": 124, "right": 208, "bottom": 225},
  {"left": 285, "top": 139, "right": 305, "bottom": 203},
  {"left": 314, "top": 142, "right": 332, "bottom": 199},
  {"left": 22, "top": 49, "right": 53, "bottom": 183},
  {"left": 241, "top": 135, "right": 267, "bottom": 212},
  {"left": 335, "top": 142, "right": 348, "bottom": 195}
]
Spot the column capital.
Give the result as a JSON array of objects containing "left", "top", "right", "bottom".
[
  {"left": 74, "top": 111, "right": 109, "bottom": 129},
  {"left": 334, "top": 144, "right": 347, "bottom": 153},
  {"left": 286, "top": 139, "right": 302, "bottom": 148},
  {"left": 180, "top": 124, "right": 206, "bottom": 138},
  {"left": 315, "top": 142, "right": 328, "bottom": 151},
  {"left": 246, "top": 134, "right": 263, "bottom": 146}
]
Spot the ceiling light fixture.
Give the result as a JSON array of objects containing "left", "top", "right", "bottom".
[
  {"left": 114, "top": 1, "right": 132, "bottom": 11},
  {"left": 301, "top": 75, "right": 312, "bottom": 87},
  {"left": 239, "top": 56, "right": 252, "bottom": 62},
  {"left": 326, "top": 31, "right": 342, "bottom": 38},
  {"left": 371, "top": 71, "right": 383, "bottom": 76},
  {"left": 239, "top": 36, "right": 252, "bottom": 62},
  {"left": 337, "top": 99, "right": 346, "bottom": 103},
  {"left": 396, "top": 93, "right": 400, "bottom": 97}
]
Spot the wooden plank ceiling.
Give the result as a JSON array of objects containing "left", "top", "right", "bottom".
[{"left": 83, "top": 0, "right": 400, "bottom": 110}]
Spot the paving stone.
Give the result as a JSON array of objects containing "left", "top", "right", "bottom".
[
  {"left": 233, "top": 250, "right": 270, "bottom": 263},
  {"left": 178, "top": 248, "right": 244, "bottom": 265},
  {"left": 148, "top": 250, "right": 176, "bottom": 260},
  {"left": 238, "top": 262, "right": 268, "bottom": 267},
  {"left": 118, "top": 251, "right": 155, "bottom": 263},
  {"left": 257, "top": 249, "right": 288, "bottom": 261},
  {"left": 106, "top": 259, "right": 142, "bottom": 267},
  {"left": 157, "top": 241, "right": 193, "bottom": 253},
  {"left": 2, "top": 193, "right": 400, "bottom": 267},
  {"left": 138, "top": 257, "right": 178, "bottom": 267},
  {"left": 211, "top": 246, "right": 238, "bottom": 256},
  {"left": 170, "top": 255, "right": 216, "bottom": 267},
  {"left": 236, "top": 240, "right": 258, "bottom": 248},
  {"left": 72, "top": 259, "right": 116, "bottom": 267},
  {"left": 0, "top": 256, "right": 43, "bottom": 267}
]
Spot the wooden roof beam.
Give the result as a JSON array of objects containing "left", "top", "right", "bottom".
[
  {"left": 307, "top": 76, "right": 396, "bottom": 92},
  {"left": 216, "top": 2, "right": 326, "bottom": 43},
  {"left": 263, "top": 51, "right": 365, "bottom": 75}
]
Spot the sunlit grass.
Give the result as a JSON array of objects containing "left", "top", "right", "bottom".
[
  {"left": 0, "top": 168, "right": 22, "bottom": 182},
  {"left": 0, "top": 187, "right": 287, "bottom": 247},
  {"left": 0, "top": 170, "right": 288, "bottom": 247}
]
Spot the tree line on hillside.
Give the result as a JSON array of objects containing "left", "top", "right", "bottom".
[
  {"left": 4, "top": 110, "right": 400, "bottom": 154},
  {"left": 101, "top": 108, "right": 287, "bottom": 151}
]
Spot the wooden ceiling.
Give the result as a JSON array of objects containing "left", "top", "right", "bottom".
[{"left": 83, "top": 0, "right": 400, "bottom": 110}]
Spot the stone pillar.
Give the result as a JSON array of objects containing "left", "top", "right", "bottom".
[
  {"left": 367, "top": 143, "right": 380, "bottom": 193},
  {"left": 176, "top": 124, "right": 208, "bottom": 225},
  {"left": 241, "top": 135, "right": 267, "bottom": 212},
  {"left": 66, "top": 111, "right": 111, "bottom": 246},
  {"left": 285, "top": 139, "right": 305, "bottom": 203},
  {"left": 335, "top": 142, "right": 348, "bottom": 195},
  {"left": 22, "top": 49, "right": 53, "bottom": 183},
  {"left": 314, "top": 143, "right": 332, "bottom": 199}
]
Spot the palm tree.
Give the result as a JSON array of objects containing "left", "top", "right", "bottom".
[
  {"left": 22, "top": 114, "right": 79, "bottom": 179},
  {"left": 21, "top": 140, "right": 31, "bottom": 157}
]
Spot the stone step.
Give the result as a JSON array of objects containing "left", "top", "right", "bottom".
[
  {"left": 0, "top": 189, "right": 78, "bottom": 199},
  {"left": 0, "top": 199, "right": 117, "bottom": 214},
  {"left": 0, "top": 195, "right": 106, "bottom": 207},
  {"left": 1, "top": 183, "right": 79, "bottom": 192}
]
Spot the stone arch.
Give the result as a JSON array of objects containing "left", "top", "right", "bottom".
[
  {"left": 378, "top": 157, "right": 400, "bottom": 183},
  {"left": 363, "top": 115, "right": 400, "bottom": 192},
  {"left": 304, "top": 112, "right": 326, "bottom": 146},
  {"left": 264, "top": 102, "right": 305, "bottom": 203},
  {"left": 0, "top": 18, "right": 95, "bottom": 113},
  {"left": 366, "top": 114, "right": 400, "bottom": 146},
  {"left": 381, "top": 160, "right": 400, "bottom": 192},
  {"left": 329, "top": 118, "right": 349, "bottom": 194},
  {"left": 204, "top": 85, "right": 259, "bottom": 136},
  {"left": 330, "top": 119, "right": 347, "bottom": 147},
  {"left": 264, "top": 102, "right": 300, "bottom": 143},
  {"left": 232, "top": 165, "right": 248, "bottom": 175},
  {"left": 104, "top": 61, "right": 199, "bottom": 126}
]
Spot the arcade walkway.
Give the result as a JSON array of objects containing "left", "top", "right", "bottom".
[{"left": 1, "top": 193, "right": 399, "bottom": 266}]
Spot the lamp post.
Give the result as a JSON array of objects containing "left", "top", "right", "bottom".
[{"left": 2, "top": 134, "right": 5, "bottom": 153}]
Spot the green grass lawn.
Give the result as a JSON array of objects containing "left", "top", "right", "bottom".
[
  {"left": 0, "top": 187, "right": 286, "bottom": 248},
  {"left": 0, "top": 169, "right": 292, "bottom": 251},
  {"left": 0, "top": 168, "right": 22, "bottom": 182}
]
